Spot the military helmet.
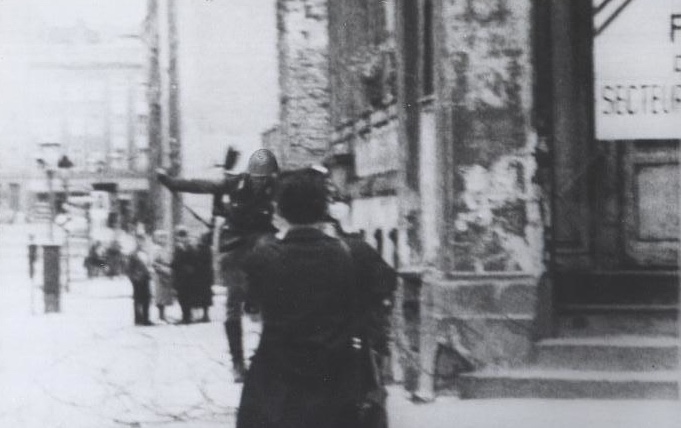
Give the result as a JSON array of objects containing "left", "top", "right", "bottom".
[
  {"left": 247, "top": 149, "right": 279, "bottom": 177},
  {"left": 175, "top": 225, "right": 188, "bottom": 238}
]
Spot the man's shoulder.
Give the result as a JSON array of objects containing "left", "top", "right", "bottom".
[
  {"left": 243, "top": 233, "right": 280, "bottom": 262},
  {"left": 339, "top": 234, "right": 377, "bottom": 258}
]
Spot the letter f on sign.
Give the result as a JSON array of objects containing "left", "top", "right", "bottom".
[{"left": 672, "top": 14, "right": 681, "bottom": 42}]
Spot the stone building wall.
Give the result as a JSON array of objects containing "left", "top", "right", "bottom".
[
  {"left": 328, "top": 0, "right": 395, "bottom": 127},
  {"left": 277, "top": 0, "right": 332, "bottom": 169},
  {"left": 405, "top": 0, "right": 548, "bottom": 398},
  {"left": 274, "top": 0, "right": 550, "bottom": 398},
  {"left": 436, "top": 0, "right": 544, "bottom": 275},
  {"left": 276, "top": 0, "right": 396, "bottom": 169}
]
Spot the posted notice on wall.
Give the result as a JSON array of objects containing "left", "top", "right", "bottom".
[{"left": 594, "top": 0, "right": 681, "bottom": 140}]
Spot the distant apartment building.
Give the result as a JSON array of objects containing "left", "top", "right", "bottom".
[{"left": 0, "top": 21, "right": 150, "bottom": 230}]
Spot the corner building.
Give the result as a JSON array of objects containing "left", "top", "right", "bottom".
[{"left": 272, "top": 0, "right": 680, "bottom": 400}]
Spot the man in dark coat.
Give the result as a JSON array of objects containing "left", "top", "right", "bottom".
[
  {"left": 320, "top": 168, "right": 396, "bottom": 428},
  {"left": 126, "top": 234, "right": 153, "bottom": 326},
  {"left": 105, "top": 239, "right": 124, "bottom": 278},
  {"left": 171, "top": 227, "right": 197, "bottom": 324},
  {"left": 194, "top": 232, "right": 214, "bottom": 322},
  {"left": 28, "top": 234, "right": 38, "bottom": 280},
  {"left": 237, "top": 168, "right": 395, "bottom": 428}
]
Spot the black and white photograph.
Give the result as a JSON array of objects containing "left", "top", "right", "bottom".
[{"left": 0, "top": 0, "right": 680, "bottom": 427}]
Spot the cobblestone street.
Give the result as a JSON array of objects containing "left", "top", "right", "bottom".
[
  {"left": 0, "top": 274, "right": 251, "bottom": 427},
  {"left": 2, "top": 225, "right": 681, "bottom": 428}
]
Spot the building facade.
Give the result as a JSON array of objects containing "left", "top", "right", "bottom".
[
  {"left": 0, "top": 20, "right": 150, "bottom": 231},
  {"left": 273, "top": 0, "right": 680, "bottom": 399}
]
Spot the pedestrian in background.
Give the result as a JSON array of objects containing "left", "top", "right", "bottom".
[
  {"left": 85, "top": 240, "right": 105, "bottom": 278},
  {"left": 151, "top": 230, "right": 173, "bottom": 322},
  {"left": 318, "top": 166, "right": 396, "bottom": 428},
  {"left": 28, "top": 234, "right": 38, "bottom": 280},
  {"left": 125, "top": 233, "right": 153, "bottom": 326},
  {"left": 194, "top": 231, "right": 214, "bottom": 323},
  {"left": 105, "top": 239, "right": 124, "bottom": 278},
  {"left": 171, "top": 226, "right": 196, "bottom": 324}
]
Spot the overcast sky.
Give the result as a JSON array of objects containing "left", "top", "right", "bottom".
[
  {"left": 28, "top": 0, "right": 146, "bottom": 26},
  {"left": 0, "top": 0, "right": 279, "bottom": 166}
]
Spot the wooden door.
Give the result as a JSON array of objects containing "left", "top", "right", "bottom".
[{"left": 622, "top": 141, "right": 679, "bottom": 267}]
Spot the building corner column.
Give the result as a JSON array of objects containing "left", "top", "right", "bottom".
[
  {"left": 414, "top": 0, "right": 547, "bottom": 398},
  {"left": 277, "top": 0, "right": 332, "bottom": 169}
]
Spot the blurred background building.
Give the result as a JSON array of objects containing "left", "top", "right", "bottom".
[
  {"left": 0, "top": 0, "right": 278, "bottom": 238},
  {"left": 0, "top": 1, "right": 149, "bottom": 234}
]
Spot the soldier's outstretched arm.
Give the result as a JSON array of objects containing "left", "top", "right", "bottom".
[{"left": 156, "top": 169, "right": 241, "bottom": 194}]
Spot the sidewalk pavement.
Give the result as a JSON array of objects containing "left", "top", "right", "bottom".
[
  {"left": 1, "top": 274, "right": 681, "bottom": 427},
  {"left": 0, "top": 275, "right": 245, "bottom": 428},
  {"left": 387, "top": 388, "right": 681, "bottom": 428}
]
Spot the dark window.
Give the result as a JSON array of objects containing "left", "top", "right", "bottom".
[{"left": 422, "top": 0, "right": 434, "bottom": 96}]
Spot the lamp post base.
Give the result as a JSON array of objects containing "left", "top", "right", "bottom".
[{"left": 42, "top": 244, "right": 61, "bottom": 313}]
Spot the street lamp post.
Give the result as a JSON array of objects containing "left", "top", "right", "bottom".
[
  {"left": 57, "top": 155, "right": 74, "bottom": 292},
  {"left": 46, "top": 169, "right": 56, "bottom": 242},
  {"left": 37, "top": 142, "right": 61, "bottom": 240},
  {"left": 37, "top": 142, "right": 62, "bottom": 313}
]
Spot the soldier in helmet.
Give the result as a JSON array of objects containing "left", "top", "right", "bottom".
[
  {"left": 157, "top": 148, "right": 279, "bottom": 231},
  {"left": 157, "top": 148, "right": 279, "bottom": 382}
]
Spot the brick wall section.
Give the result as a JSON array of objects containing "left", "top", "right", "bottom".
[
  {"left": 438, "top": 0, "right": 544, "bottom": 274},
  {"left": 277, "top": 0, "right": 332, "bottom": 169},
  {"left": 277, "top": 0, "right": 395, "bottom": 170},
  {"left": 402, "top": 270, "right": 538, "bottom": 398},
  {"left": 261, "top": 125, "right": 285, "bottom": 168},
  {"left": 328, "top": 0, "right": 393, "bottom": 127}
]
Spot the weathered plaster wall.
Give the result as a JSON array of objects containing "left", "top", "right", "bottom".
[
  {"left": 403, "top": 0, "right": 547, "bottom": 399},
  {"left": 277, "top": 0, "right": 397, "bottom": 169},
  {"left": 439, "top": 0, "right": 543, "bottom": 275},
  {"left": 328, "top": 0, "right": 395, "bottom": 127},
  {"left": 277, "top": 0, "right": 331, "bottom": 168},
  {"left": 350, "top": 195, "right": 400, "bottom": 265}
]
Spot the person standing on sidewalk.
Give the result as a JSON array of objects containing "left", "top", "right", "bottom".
[
  {"left": 237, "top": 168, "right": 383, "bottom": 428},
  {"left": 28, "top": 234, "right": 38, "bottom": 280},
  {"left": 318, "top": 167, "right": 396, "bottom": 428},
  {"left": 194, "top": 231, "right": 214, "bottom": 323},
  {"left": 125, "top": 233, "right": 154, "bottom": 326},
  {"left": 105, "top": 239, "right": 124, "bottom": 278},
  {"left": 151, "top": 230, "right": 173, "bottom": 322},
  {"left": 171, "top": 226, "right": 197, "bottom": 324}
]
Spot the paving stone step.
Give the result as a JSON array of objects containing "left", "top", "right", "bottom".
[
  {"left": 557, "top": 311, "right": 678, "bottom": 337},
  {"left": 555, "top": 271, "right": 678, "bottom": 306},
  {"left": 459, "top": 369, "right": 680, "bottom": 400},
  {"left": 535, "top": 336, "right": 679, "bottom": 371}
]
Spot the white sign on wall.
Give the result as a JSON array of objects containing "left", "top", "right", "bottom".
[
  {"left": 354, "top": 120, "right": 400, "bottom": 177},
  {"left": 594, "top": 0, "right": 681, "bottom": 139}
]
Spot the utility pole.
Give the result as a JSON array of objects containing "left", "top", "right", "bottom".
[
  {"left": 46, "top": 169, "right": 55, "bottom": 242},
  {"left": 147, "top": 0, "right": 164, "bottom": 233},
  {"left": 167, "top": 0, "right": 182, "bottom": 230}
]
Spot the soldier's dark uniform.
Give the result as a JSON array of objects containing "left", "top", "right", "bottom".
[
  {"left": 236, "top": 168, "right": 396, "bottom": 428},
  {"left": 157, "top": 149, "right": 279, "bottom": 382}
]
